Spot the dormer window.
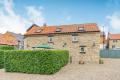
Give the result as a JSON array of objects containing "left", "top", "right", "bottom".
[
  {"left": 56, "top": 28, "right": 62, "bottom": 32},
  {"left": 35, "top": 29, "right": 42, "bottom": 33},
  {"left": 78, "top": 27, "right": 85, "bottom": 32}
]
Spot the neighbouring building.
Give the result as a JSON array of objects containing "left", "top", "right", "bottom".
[
  {"left": 100, "top": 32, "right": 106, "bottom": 49},
  {"left": 107, "top": 33, "right": 120, "bottom": 49},
  {"left": 0, "top": 31, "right": 24, "bottom": 49},
  {"left": 24, "top": 23, "right": 100, "bottom": 64}
]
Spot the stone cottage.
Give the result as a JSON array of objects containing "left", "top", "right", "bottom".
[{"left": 24, "top": 23, "right": 100, "bottom": 64}]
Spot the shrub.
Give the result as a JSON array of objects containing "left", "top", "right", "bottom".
[
  {"left": 0, "top": 45, "right": 15, "bottom": 50},
  {"left": 0, "top": 50, "right": 4, "bottom": 69},
  {"left": 4, "top": 50, "right": 69, "bottom": 74}
]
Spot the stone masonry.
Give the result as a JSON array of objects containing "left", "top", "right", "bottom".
[{"left": 24, "top": 32, "right": 100, "bottom": 64}]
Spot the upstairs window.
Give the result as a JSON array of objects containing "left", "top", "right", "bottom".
[
  {"left": 113, "top": 40, "right": 117, "bottom": 43},
  {"left": 72, "top": 35, "right": 78, "bottom": 42},
  {"left": 48, "top": 36, "right": 53, "bottom": 43},
  {"left": 72, "top": 33, "right": 78, "bottom": 42}
]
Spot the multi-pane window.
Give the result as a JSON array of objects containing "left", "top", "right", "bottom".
[
  {"left": 72, "top": 35, "right": 78, "bottom": 42},
  {"left": 113, "top": 40, "right": 117, "bottom": 43},
  {"left": 48, "top": 36, "right": 53, "bottom": 42}
]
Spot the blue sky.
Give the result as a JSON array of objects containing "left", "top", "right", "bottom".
[{"left": 0, "top": 0, "right": 120, "bottom": 34}]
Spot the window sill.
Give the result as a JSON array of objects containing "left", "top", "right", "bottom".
[
  {"left": 80, "top": 52, "right": 86, "bottom": 54},
  {"left": 48, "top": 42, "right": 54, "bottom": 43},
  {"left": 72, "top": 41, "right": 78, "bottom": 43}
]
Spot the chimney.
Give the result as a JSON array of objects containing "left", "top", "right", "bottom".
[{"left": 43, "top": 23, "right": 47, "bottom": 27}]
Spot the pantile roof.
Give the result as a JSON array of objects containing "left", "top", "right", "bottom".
[
  {"left": 0, "top": 31, "right": 24, "bottom": 46},
  {"left": 109, "top": 34, "right": 120, "bottom": 40},
  {"left": 25, "top": 23, "right": 100, "bottom": 35}
]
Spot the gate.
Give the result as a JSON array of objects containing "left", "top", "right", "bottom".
[{"left": 100, "top": 49, "right": 120, "bottom": 58}]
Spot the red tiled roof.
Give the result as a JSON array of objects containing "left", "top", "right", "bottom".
[
  {"left": 25, "top": 23, "right": 100, "bottom": 35},
  {"left": 0, "top": 32, "right": 18, "bottom": 46},
  {"left": 109, "top": 34, "right": 120, "bottom": 40}
]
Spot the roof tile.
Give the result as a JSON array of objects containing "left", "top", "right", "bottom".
[
  {"left": 25, "top": 23, "right": 100, "bottom": 35},
  {"left": 109, "top": 34, "right": 120, "bottom": 40}
]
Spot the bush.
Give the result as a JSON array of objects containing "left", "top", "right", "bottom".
[
  {"left": 0, "top": 50, "right": 4, "bottom": 69},
  {"left": 4, "top": 50, "right": 69, "bottom": 74},
  {"left": 0, "top": 45, "right": 15, "bottom": 50}
]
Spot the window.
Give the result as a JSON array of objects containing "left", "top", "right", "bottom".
[
  {"left": 78, "top": 27, "right": 85, "bottom": 32},
  {"left": 80, "top": 46, "right": 86, "bottom": 53},
  {"left": 72, "top": 36, "right": 78, "bottom": 42},
  {"left": 63, "top": 43, "right": 67, "bottom": 47},
  {"left": 35, "top": 29, "right": 42, "bottom": 33},
  {"left": 112, "top": 45, "right": 115, "bottom": 49},
  {"left": 56, "top": 28, "right": 62, "bottom": 32},
  {"left": 113, "top": 40, "right": 117, "bottom": 43},
  {"left": 81, "top": 47, "right": 84, "bottom": 52},
  {"left": 48, "top": 36, "right": 53, "bottom": 43}
]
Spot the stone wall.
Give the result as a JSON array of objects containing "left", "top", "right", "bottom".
[{"left": 24, "top": 32, "right": 100, "bottom": 64}]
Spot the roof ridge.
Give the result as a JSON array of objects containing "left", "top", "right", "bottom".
[{"left": 36, "top": 23, "right": 97, "bottom": 28}]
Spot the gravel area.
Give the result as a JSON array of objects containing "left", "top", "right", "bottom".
[{"left": 1, "top": 58, "right": 120, "bottom": 80}]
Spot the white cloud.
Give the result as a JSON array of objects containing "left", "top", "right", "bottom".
[
  {"left": 0, "top": 0, "right": 45, "bottom": 34},
  {"left": 4, "top": 0, "right": 15, "bottom": 16},
  {"left": 106, "top": 12, "right": 120, "bottom": 30},
  {"left": 26, "top": 6, "right": 45, "bottom": 25}
]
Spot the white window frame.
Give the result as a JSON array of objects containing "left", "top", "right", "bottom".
[
  {"left": 48, "top": 36, "right": 53, "bottom": 42},
  {"left": 80, "top": 46, "right": 86, "bottom": 53},
  {"left": 72, "top": 35, "right": 78, "bottom": 42}
]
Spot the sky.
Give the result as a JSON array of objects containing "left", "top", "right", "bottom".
[{"left": 0, "top": 0, "right": 120, "bottom": 34}]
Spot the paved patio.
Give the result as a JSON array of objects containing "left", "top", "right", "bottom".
[{"left": 0, "top": 58, "right": 120, "bottom": 80}]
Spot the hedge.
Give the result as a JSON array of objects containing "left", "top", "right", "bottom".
[
  {"left": 0, "top": 50, "right": 4, "bottom": 69},
  {"left": 0, "top": 45, "right": 15, "bottom": 50},
  {"left": 4, "top": 50, "right": 69, "bottom": 74},
  {"left": 0, "top": 45, "right": 15, "bottom": 69}
]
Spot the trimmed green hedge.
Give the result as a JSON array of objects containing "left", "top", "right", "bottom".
[
  {"left": 0, "top": 45, "right": 15, "bottom": 69},
  {"left": 0, "top": 45, "right": 15, "bottom": 50},
  {"left": 0, "top": 50, "right": 4, "bottom": 69},
  {"left": 4, "top": 50, "right": 69, "bottom": 74}
]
